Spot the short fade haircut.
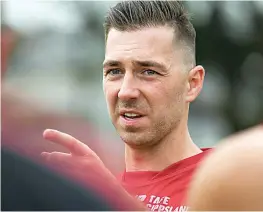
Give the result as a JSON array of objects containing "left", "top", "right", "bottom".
[{"left": 104, "top": 1, "right": 196, "bottom": 67}]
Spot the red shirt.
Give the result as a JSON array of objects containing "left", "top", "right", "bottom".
[{"left": 119, "top": 149, "right": 211, "bottom": 211}]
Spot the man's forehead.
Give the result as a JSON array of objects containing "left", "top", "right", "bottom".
[
  {"left": 105, "top": 26, "right": 175, "bottom": 50},
  {"left": 105, "top": 29, "right": 177, "bottom": 60}
]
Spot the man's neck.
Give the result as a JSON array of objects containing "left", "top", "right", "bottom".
[{"left": 124, "top": 123, "right": 202, "bottom": 172}]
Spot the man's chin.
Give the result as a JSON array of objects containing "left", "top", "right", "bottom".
[
  {"left": 120, "top": 133, "right": 142, "bottom": 145},
  {"left": 120, "top": 133, "right": 155, "bottom": 149}
]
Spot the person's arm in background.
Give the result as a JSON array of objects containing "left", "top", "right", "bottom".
[{"left": 186, "top": 124, "right": 263, "bottom": 211}]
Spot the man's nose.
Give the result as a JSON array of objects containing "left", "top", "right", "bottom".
[{"left": 118, "top": 74, "right": 140, "bottom": 101}]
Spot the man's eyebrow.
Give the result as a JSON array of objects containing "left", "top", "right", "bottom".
[
  {"left": 103, "top": 60, "right": 122, "bottom": 68},
  {"left": 133, "top": 60, "right": 168, "bottom": 71},
  {"left": 103, "top": 60, "right": 168, "bottom": 71}
]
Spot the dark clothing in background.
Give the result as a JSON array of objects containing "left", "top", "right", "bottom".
[{"left": 1, "top": 148, "right": 114, "bottom": 211}]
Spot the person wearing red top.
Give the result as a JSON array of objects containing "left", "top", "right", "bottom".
[
  {"left": 4, "top": 1, "right": 263, "bottom": 211},
  {"left": 119, "top": 149, "right": 211, "bottom": 211},
  {"left": 40, "top": 1, "right": 207, "bottom": 210}
]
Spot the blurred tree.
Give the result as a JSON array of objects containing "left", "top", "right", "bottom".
[{"left": 186, "top": 1, "right": 263, "bottom": 132}]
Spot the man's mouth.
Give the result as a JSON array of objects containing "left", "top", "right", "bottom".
[{"left": 122, "top": 113, "right": 143, "bottom": 119}]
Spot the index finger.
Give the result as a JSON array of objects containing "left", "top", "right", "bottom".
[{"left": 43, "top": 129, "right": 93, "bottom": 156}]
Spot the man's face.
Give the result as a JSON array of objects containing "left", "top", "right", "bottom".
[{"left": 103, "top": 26, "right": 191, "bottom": 148}]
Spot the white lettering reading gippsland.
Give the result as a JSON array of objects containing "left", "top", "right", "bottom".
[
  {"left": 136, "top": 194, "right": 188, "bottom": 212},
  {"left": 147, "top": 204, "right": 188, "bottom": 211}
]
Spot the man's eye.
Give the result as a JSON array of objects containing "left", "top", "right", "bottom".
[
  {"left": 107, "top": 69, "right": 122, "bottom": 75},
  {"left": 142, "top": 69, "right": 157, "bottom": 75}
]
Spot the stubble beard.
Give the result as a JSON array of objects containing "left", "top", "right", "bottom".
[
  {"left": 118, "top": 114, "right": 181, "bottom": 150},
  {"left": 114, "top": 95, "right": 184, "bottom": 149}
]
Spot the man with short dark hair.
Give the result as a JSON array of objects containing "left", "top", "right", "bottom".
[
  {"left": 101, "top": 2, "right": 209, "bottom": 210},
  {"left": 41, "top": 1, "right": 207, "bottom": 211}
]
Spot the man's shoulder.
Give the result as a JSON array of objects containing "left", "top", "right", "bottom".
[{"left": 161, "top": 148, "right": 213, "bottom": 175}]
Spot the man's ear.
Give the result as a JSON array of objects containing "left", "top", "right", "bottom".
[{"left": 185, "top": 65, "right": 205, "bottom": 103}]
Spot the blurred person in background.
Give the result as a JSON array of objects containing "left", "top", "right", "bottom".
[
  {"left": 1, "top": 148, "right": 116, "bottom": 211},
  {"left": 187, "top": 124, "right": 263, "bottom": 211}
]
